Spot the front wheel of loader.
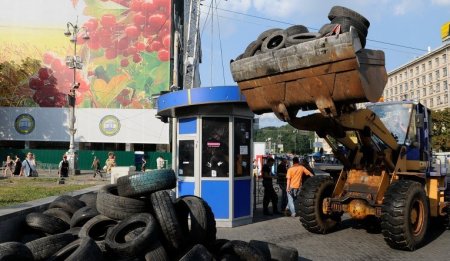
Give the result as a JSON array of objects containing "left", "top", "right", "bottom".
[
  {"left": 298, "top": 176, "right": 341, "bottom": 234},
  {"left": 381, "top": 180, "right": 429, "bottom": 251}
]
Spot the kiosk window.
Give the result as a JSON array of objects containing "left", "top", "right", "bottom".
[
  {"left": 202, "top": 117, "right": 229, "bottom": 177},
  {"left": 234, "top": 118, "right": 251, "bottom": 176},
  {"left": 179, "top": 140, "right": 194, "bottom": 177}
]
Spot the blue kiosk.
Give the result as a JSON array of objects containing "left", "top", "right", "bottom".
[{"left": 157, "top": 86, "right": 254, "bottom": 227}]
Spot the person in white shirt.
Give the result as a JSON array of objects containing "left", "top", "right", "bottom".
[{"left": 20, "top": 152, "right": 37, "bottom": 177}]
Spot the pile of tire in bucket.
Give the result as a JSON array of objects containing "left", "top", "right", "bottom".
[
  {"left": 235, "top": 6, "right": 370, "bottom": 60},
  {"left": 0, "top": 169, "right": 298, "bottom": 261}
]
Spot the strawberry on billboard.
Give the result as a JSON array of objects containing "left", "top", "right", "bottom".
[{"left": 0, "top": 0, "right": 172, "bottom": 109}]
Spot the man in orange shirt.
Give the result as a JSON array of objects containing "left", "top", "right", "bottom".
[{"left": 286, "top": 157, "right": 314, "bottom": 217}]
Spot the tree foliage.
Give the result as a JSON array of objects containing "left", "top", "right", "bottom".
[
  {"left": 431, "top": 108, "right": 450, "bottom": 152},
  {"left": 0, "top": 58, "right": 41, "bottom": 107},
  {"left": 254, "top": 124, "right": 314, "bottom": 155}
]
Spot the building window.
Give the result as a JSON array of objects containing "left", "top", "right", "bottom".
[
  {"left": 436, "top": 83, "right": 440, "bottom": 92},
  {"left": 410, "top": 80, "right": 414, "bottom": 89},
  {"left": 422, "top": 88, "right": 426, "bottom": 96},
  {"left": 415, "top": 66, "right": 419, "bottom": 75},
  {"left": 395, "top": 75, "right": 397, "bottom": 83},
  {"left": 422, "top": 76, "right": 426, "bottom": 85},
  {"left": 445, "top": 94, "right": 448, "bottom": 103},
  {"left": 429, "top": 86, "right": 433, "bottom": 95},
  {"left": 436, "top": 70, "right": 440, "bottom": 80},
  {"left": 428, "top": 73, "right": 432, "bottom": 83},
  {"left": 422, "top": 63, "right": 425, "bottom": 72},
  {"left": 438, "top": 96, "right": 442, "bottom": 105},
  {"left": 443, "top": 54, "right": 447, "bottom": 62},
  {"left": 395, "top": 87, "right": 398, "bottom": 94},
  {"left": 435, "top": 57, "right": 439, "bottom": 66},
  {"left": 390, "top": 78, "right": 393, "bottom": 85},
  {"left": 400, "top": 74, "right": 402, "bottom": 81},
  {"left": 416, "top": 90, "right": 420, "bottom": 98},
  {"left": 444, "top": 81, "right": 448, "bottom": 90},
  {"left": 410, "top": 69, "right": 413, "bottom": 76},
  {"left": 443, "top": 67, "right": 448, "bottom": 77},
  {"left": 399, "top": 84, "right": 403, "bottom": 93},
  {"left": 416, "top": 78, "right": 420, "bottom": 86},
  {"left": 428, "top": 60, "right": 432, "bottom": 70}
]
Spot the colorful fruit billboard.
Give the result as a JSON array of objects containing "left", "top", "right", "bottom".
[{"left": 0, "top": 0, "right": 171, "bottom": 109}]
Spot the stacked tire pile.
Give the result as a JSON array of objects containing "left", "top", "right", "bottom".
[
  {"left": 0, "top": 169, "right": 298, "bottom": 261},
  {"left": 236, "top": 6, "right": 370, "bottom": 60}
]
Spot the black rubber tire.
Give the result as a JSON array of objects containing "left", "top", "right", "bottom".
[
  {"left": 256, "top": 28, "right": 282, "bottom": 41},
  {"left": 328, "top": 6, "right": 370, "bottom": 28},
  {"left": 285, "top": 32, "right": 321, "bottom": 47},
  {"left": 25, "top": 233, "right": 76, "bottom": 261},
  {"left": 150, "top": 190, "right": 184, "bottom": 252},
  {"left": 66, "top": 227, "right": 81, "bottom": 237},
  {"left": 79, "top": 214, "right": 118, "bottom": 253},
  {"left": 179, "top": 244, "right": 214, "bottom": 261},
  {"left": 79, "top": 193, "right": 98, "bottom": 209},
  {"left": 318, "top": 23, "right": 338, "bottom": 36},
  {"left": 49, "top": 195, "right": 86, "bottom": 214},
  {"left": 261, "top": 30, "right": 288, "bottom": 53},
  {"left": 284, "top": 25, "right": 309, "bottom": 36},
  {"left": 0, "top": 242, "right": 33, "bottom": 261},
  {"left": 144, "top": 241, "right": 169, "bottom": 261},
  {"left": 25, "top": 212, "right": 69, "bottom": 235},
  {"left": 242, "top": 39, "right": 263, "bottom": 58},
  {"left": 43, "top": 208, "right": 72, "bottom": 224},
  {"left": 48, "top": 237, "right": 103, "bottom": 261},
  {"left": 117, "top": 169, "right": 176, "bottom": 198},
  {"left": 105, "top": 213, "right": 159, "bottom": 257},
  {"left": 298, "top": 176, "right": 341, "bottom": 234},
  {"left": 20, "top": 232, "right": 46, "bottom": 244},
  {"left": 381, "top": 180, "right": 429, "bottom": 251},
  {"left": 70, "top": 206, "right": 99, "bottom": 228},
  {"left": 208, "top": 238, "right": 229, "bottom": 257},
  {"left": 124, "top": 227, "right": 146, "bottom": 242},
  {"left": 219, "top": 240, "right": 267, "bottom": 261},
  {"left": 330, "top": 16, "right": 367, "bottom": 47},
  {"left": 249, "top": 240, "right": 298, "bottom": 261},
  {"left": 174, "top": 195, "right": 217, "bottom": 247},
  {"left": 234, "top": 53, "right": 244, "bottom": 61},
  {"left": 97, "top": 184, "right": 149, "bottom": 220}
]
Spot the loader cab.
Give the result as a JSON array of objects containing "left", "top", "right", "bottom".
[{"left": 367, "top": 101, "right": 432, "bottom": 165}]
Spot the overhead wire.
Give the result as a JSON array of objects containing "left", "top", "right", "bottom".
[{"left": 201, "top": 3, "right": 428, "bottom": 53}]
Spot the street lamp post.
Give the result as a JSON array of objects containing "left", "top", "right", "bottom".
[{"left": 64, "top": 21, "right": 89, "bottom": 175}]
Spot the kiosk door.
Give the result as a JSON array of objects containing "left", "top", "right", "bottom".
[{"left": 177, "top": 139, "right": 198, "bottom": 196}]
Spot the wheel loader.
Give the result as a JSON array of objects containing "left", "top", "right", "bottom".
[{"left": 230, "top": 27, "right": 450, "bottom": 250}]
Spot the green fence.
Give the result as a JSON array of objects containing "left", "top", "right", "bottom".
[{"left": 0, "top": 149, "right": 171, "bottom": 171}]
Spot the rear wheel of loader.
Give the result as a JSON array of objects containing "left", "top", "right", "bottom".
[
  {"left": 381, "top": 180, "right": 429, "bottom": 251},
  {"left": 298, "top": 176, "right": 341, "bottom": 234}
]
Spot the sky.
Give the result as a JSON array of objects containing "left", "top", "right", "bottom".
[{"left": 198, "top": 0, "right": 450, "bottom": 127}]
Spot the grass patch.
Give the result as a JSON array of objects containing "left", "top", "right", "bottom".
[{"left": 0, "top": 177, "right": 91, "bottom": 207}]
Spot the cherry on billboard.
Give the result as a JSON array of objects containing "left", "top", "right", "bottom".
[{"left": 0, "top": 0, "right": 171, "bottom": 109}]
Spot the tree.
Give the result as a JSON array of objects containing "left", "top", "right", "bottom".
[
  {"left": 431, "top": 108, "right": 450, "bottom": 152},
  {"left": 254, "top": 124, "right": 314, "bottom": 155},
  {"left": 0, "top": 58, "right": 41, "bottom": 107}
]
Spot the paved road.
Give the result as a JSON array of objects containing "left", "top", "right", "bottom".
[{"left": 217, "top": 208, "right": 450, "bottom": 261}]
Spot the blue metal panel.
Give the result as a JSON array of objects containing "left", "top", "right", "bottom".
[
  {"left": 234, "top": 179, "right": 251, "bottom": 218},
  {"left": 201, "top": 180, "right": 229, "bottom": 219},
  {"left": 179, "top": 117, "right": 197, "bottom": 134},
  {"left": 158, "top": 90, "right": 189, "bottom": 111},
  {"left": 190, "top": 86, "right": 243, "bottom": 104},
  {"left": 157, "top": 86, "right": 247, "bottom": 117},
  {"left": 178, "top": 181, "right": 195, "bottom": 197}
]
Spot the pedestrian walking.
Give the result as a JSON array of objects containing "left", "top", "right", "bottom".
[
  {"left": 92, "top": 156, "right": 102, "bottom": 178},
  {"left": 12, "top": 155, "right": 22, "bottom": 176},
  {"left": 105, "top": 152, "right": 116, "bottom": 175},
  {"left": 141, "top": 157, "right": 147, "bottom": 172},
  {"left": 58, "top": 154, "right": 70, "bottom": 178},
  {"left": 286, "top": 157, "right": 314, "bottom": 217},
  {"left": 20, "top": 152, "right": 37, "bottom": 177},
  {"left": 277, "top": 158, "right": 289, "bottom": 211},
  {"left": 3, "top": 155, "right": 14, "bottom": 177},
  {"left": 262, "top": 157, "right": 281, "bottom": 216}
]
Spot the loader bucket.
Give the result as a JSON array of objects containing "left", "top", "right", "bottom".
[{"left": 230, "top": 29, "right": 387, "bottom": 118}]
